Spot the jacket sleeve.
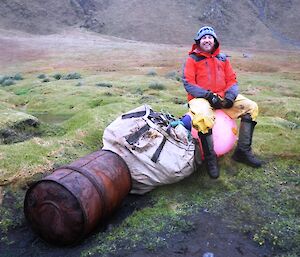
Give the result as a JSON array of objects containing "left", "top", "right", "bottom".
[
  {"left": 182, "top": 56, "right": 210, "bottom": 98},
  {"left": 224, "top": 59, "right": 239, "bottom": 101},
  {"left": 225, "top": 83, "right": 239, "bottom": 101}
]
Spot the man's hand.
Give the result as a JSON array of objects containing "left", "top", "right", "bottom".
[
  {"left": 206, "top": 92, "right": 222, "bottom": 109},
  {"left": 222, "top": 98, "right": 234, "bottom": 109}
]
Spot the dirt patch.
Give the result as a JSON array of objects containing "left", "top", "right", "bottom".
[
  {"left": 0, "top": 119, "right": 40, "bottom": 144},
  {"left": 112, "top": 212, "right": 273, "bottom": 257},
  {"left": 0, "top": 29, "right": 183, "bottom": 75},
  {"left": 0, "top": 193, "right": 274, "bottom": 257}
]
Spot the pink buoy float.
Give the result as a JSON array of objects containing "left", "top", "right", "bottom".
[
  {"left": 190, "top": 110, "right": 238, "bottom": 157},
  {"left": 211, "top": 110, "right": 238, "bottom": 156}
]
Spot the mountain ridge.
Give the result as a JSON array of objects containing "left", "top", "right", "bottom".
[{"left": 0, "top": 0, "right": 299, "bottom": 48}]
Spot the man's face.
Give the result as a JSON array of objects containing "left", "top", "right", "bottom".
[{"left": 199, "top": 35, "right": 215, "bottom": 53}]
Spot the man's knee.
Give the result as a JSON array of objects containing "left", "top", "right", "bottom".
[
  {"left": 235, "top": 95, "right": 259, "bottom": 120},
  {"left": 188, "top": 98, "right": 215, "bottom": 133},
  {"left": 248, "top": 100, "right": 259, "bottom": 120}
]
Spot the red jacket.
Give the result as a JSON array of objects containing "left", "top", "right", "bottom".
[{"left": 182, "top": 43, "right": 238, "bottom": 101}]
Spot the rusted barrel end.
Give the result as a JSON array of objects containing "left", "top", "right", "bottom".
[
  {"left": 24, "top": 150, "right": 131, "bottom": 245},
  {"left": 24, "top": 180, "right": 85, "bottom": 245}
]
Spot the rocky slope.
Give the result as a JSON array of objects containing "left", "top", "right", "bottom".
[{"left": 0, "top": 0, "right": 299, "bottom": 47}]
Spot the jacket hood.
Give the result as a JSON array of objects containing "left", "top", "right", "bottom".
[{"left": 189, "top": 43, "right": 221, "bottom": 57}]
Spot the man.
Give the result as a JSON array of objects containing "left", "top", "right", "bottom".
[{"left": 182, "top": 26, "right": 262, "bottom": 179}]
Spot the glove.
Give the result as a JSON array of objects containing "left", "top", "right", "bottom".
[
  {"left": 206, "top": 92, "right": 222, "bottom": 109},
  {"left": 222, "top": 98, "right": 234, "bottom": 109}
]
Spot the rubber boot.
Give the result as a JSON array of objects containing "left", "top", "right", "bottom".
[
  {"left": 198, "top": 130, "right": 220, "bottom": 179},
  {"left": 232, "top": 114, "right": 262, "bottom": 168}
]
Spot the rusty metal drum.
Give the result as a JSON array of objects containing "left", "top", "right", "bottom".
[{"left": 24, "top": 150, "right": 131, "bottom": 245}]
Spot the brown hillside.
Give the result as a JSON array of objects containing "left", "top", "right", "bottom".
[{"left": 0, "top": 0, "right": 299, "bottom": 48}]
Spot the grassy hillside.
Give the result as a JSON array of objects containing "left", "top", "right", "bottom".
[{"left": 0, "top": 31, "right": 299, "bottom": 256}]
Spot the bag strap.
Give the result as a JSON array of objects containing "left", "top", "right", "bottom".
[
  {"left": 123, "top": 105, "right": 175, "bottom": 162},
  {"left": 126, "top": 123, "right": 167, "bottom": 163},
  {"left": 151, "top": 126, "right": 171, "bottom": 163},
  {"left": 122, "top": 105, "right": 152, "bottom": 119},
  {"left": 126, "top": 124, "right": 150, "bottom": 145},
  {"left": 151, "top": 136, "right": 167, "bottom": 163},
  {"left": 122, "top": 111, "right": 147, "bottom": 119},
  {"left": 121, "top": 105, "right": 175, "bottom": 126}
]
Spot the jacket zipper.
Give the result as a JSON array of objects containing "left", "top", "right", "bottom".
[{"left": 205, "top": 60, "right": 211, "bottom": 83}]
